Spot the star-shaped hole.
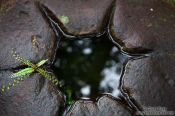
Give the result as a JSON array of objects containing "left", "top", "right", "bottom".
[
  {"left": 54, "top": 35, "right": 127, "bottom": 100},
  {"left": 37, "top": 1, "right": 150, "bottom": 110}
]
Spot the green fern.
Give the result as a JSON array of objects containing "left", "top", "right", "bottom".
[{"left": 1, "top": 49, "right": 59, "bottom": 93}]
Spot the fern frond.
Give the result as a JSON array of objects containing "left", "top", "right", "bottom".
[
  {"left": 1, "top": 75, "right": 29, "bottom": 93},
  {"left": 36, "top": 68, "right": 59, "bottom": 86},
  {"left": 1, "top": 49, "right": 59, "bottom": 93},
  {"left": 11, "top": 49, "right": 36, "bottom": 68}
]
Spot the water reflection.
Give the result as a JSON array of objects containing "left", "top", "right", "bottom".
[
  {"left": 54, "top": 37, "right": 126, "bottom": 101},
  {"left": 100, "top": 60, "right": 121, "bottom": 97}
]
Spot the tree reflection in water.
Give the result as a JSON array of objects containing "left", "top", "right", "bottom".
[{"left": 53, "top": 37, "right": 126, "bottom": 102}]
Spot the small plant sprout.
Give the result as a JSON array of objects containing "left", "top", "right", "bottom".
[
  {"left": 59, "top": 15, "right": 69, "bottom": 25},
  {"left": 1, "top": 49, "right": 59, "bottom": 93}
]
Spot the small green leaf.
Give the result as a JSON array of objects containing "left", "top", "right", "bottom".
[
  {"left": 36, "top": 68, "right": 59, "bottom": 86},
  {"left": 1, "top": 49, "right": 60, "bottom": 93},
  {"left": 12, "top": 68, "right": 34, "bottom": 78},
  {"left": 65, "top": 88, "right": 74, "bottom": 105},
  {"left": 59, "top": 15, "right": 69, "bottom": 25},
  {"left": 12, "top": 49, "right": 35, "bottom": 67},
  {"left": 36, "top": 59, "right": 48, "bottom": 67}
]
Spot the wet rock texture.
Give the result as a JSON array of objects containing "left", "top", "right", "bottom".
[
  {"left": 64, "top": 96, "right": 131, "bottom": 116},
  {"left": 0, "top": 0, "right": 175, "bottom": 115},
  {"left": 112, "top": 0, "right": 175, "bottom": 53},
  {"left": 0, "top": 0, "right": 64, "bottom": 116},
  {"left": 123, "top": 54, "right": 175, "bottom": 111},
  {"left": 40, "top": 0, "right": 114, "bottom": 35},
  {"left": 0, "top": 0, "right": 133, "bottom": 116},
  {"left": 0, "top": 71, "right": 64, "bottom": 116},
  {"left": 0, "top": 0, "right": 56, "bottom": 69},
  {"left": 112, "top": 0, "right": 175, "bottom": 114}
]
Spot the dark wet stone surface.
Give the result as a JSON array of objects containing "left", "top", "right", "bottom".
[
  {"left": 123, "top": 54, "right": 175, "bottom": 112},
  {"left": 112, "top": 0, "right": 175, "bottom": 53},
  {"left": 0, "top": 0, "right": 56, "bottom": 69},
  {"left": 0, "top": 1, "right": 64, "bottom": 116},
  {"left": 0, "top": 0, "right": 175, "bottom": 115},
  {"left": 0, "top": 71, "right": 64, "bottom": 116},
  {"left": 111, "top": 0, "right": 175, "bottom": 114},
  {"left": 40, "top": 0, "right": 114, "bottom": 35},
  {"left": 64, "top": 95, "right": 132, "bottom": 116}
]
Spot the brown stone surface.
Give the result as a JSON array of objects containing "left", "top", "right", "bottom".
[
  {"left": 64, "top": 95, "right": 132, "bottom": 116},
  {"left": 0, "top": 0, "right": 56, "bottom": 69},
  {"left": 1, "top": 0, "right": 175, "bottom": 115},
  {"left": 0, "top": 1, "right": 64, "bottom": 116},
  {"left": 0, "top": 71, "right": 65, "bottom": 116},
  {"left": 112, "top": 0, "right": 175, "bottom": 52},
  {"left": 123, "top": 54, "right": 175, "bottom": 112},
  {"left": 111, "top": 0, "right": 175, "bottom": 114},
  {"left": 40, "top": 0, "right": 114, "bottom": 35}
]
